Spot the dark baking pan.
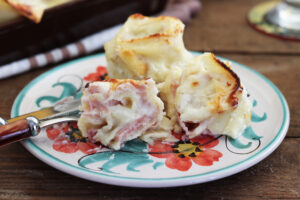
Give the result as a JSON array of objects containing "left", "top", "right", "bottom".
[{"left": 0, "top": 0, "right": 166, "bottom": 66}]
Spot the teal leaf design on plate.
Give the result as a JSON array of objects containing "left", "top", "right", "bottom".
[
  {"left": 251, "top": 100, "right": 267, "bottom": 122},
  {"left": 152, "top": 162, "right": 164, "bottom": 170},
  {"left": 78, "top": 139, "right": 154, "bottom": 173},
  {"left": 251, "top": 112, "right": 267, "bottom": 122},
  {"left": 242, "top": 126, "right": 262, "bottom": 140},
  {"left": 227, "top": 100, "right": 265, "bottom": 153},
  {"left": 228, "top": 137, "right": 252, "bottom": 149},
  {"left": 36, "top": 82, "right": 81, "bottom": 107}
]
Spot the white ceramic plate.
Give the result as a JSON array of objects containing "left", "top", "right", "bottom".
[{"left": 11, "top": 52, "right": 290, "bottom": 188}]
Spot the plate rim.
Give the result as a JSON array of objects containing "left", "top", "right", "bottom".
[{"left": 11, "top": 52, "right": 290, "bottom": 187}]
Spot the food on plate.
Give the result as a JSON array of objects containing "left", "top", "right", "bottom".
[
  {"left": 104, "top": 14, "right": 192, "bottom": 84},
  {"left": 78, "top": 14, "right": 252, "bottom": 149},
  {"left": 158, "top": 53, "right": 251, "bottom": 139},
  {"left": 78, "top": 78, "right": 164, "bottom": 150},
  {"left": 156, "top": 67, "right": 183, "bottom": 132},
  {"left": 139, "top": 114, "right": 177, "bottom": 145},
  {"left": 102, "top": 14, "right": 252, "bottom": 144},
  {"left": 174, "top": 53, "right": 251, "bottom": 138}
]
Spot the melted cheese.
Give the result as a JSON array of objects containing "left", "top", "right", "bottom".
[
  {"left": 207, "top": 89, "right": 252, "bottom": 138},
  {"left": 104, "top": 14, "right": 252, "bottom": 142},
  {"left": 175, "top": 53, "right": 252, "bottom": 138},
  {"left": 104, "top": 14, "right": 192, "bottom": 84},
  {"left": 140, "top": 116, "right": 177, "bottom": 145},
  {"left": 78, "top": 79, "right": 164, "bottom": 150},
  {"left": 156, "top": 67, "right": 182, "bottom": 132}
]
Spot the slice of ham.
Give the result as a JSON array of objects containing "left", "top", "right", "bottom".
[{"left": 78, "top": 78, "right": 164, "bottom": 150}]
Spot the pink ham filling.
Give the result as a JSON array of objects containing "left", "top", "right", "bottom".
[
  {"left": 83, "top": 81, "right": 159, "bottom": 147},
  {"left": 88, "top": 99, "right": 108, "bottom": 112},
  {"left": 178, "top": 112, "right": 213, "bottom": 137},
  {"left": 107, "top": 99, "right": 122, "bottom": 106},
  {"left": 87, "top": 129, "right": 98, "bottom": 143},
  {"left": 88, "top": 85, "right": 100, "bottom": 94},
  {"left": 184, "top": 122, "right": 200, "bottom": 131},
  {"left": 114, "top": 115, "right": 154, "bottom": 144}
]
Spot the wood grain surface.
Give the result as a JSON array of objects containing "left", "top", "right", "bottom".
[
  {"left": 184, "top": 0, "right": 300, "bottom": 54},
  {"left": 0, "top": 0, "right": 299, "bottom": 199}
]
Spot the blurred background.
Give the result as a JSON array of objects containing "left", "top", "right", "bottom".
[
  {"left": 0, "top": 0, "right": 299, "bottom": 199},
  {"left": 0, "top": 0, "right": 168, "bottom": 72},
  {"left": 0, "top": 0, "right": 202, "bottom": 78},
  {"left": 1, "top": 0, "right": 300, "bottom": 79}
]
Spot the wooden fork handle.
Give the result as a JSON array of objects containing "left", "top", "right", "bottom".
[{"left": 0, "top": 117, "right": 40, "bottom": 146}]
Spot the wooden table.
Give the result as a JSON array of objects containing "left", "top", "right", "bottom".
[{"left": 0, "top": 0, "right": 299, "bottom": 199}]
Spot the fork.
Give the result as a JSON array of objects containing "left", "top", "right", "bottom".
[{"left": 0, "top": 98, "right": 81, "bottom": 146}]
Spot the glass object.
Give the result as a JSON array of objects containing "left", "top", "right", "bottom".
[{"left": 266, "top": 0, "right": 300, "bottom": 31}]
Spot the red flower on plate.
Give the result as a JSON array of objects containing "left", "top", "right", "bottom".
[
  {"left": 46, "top": 122, "right": 102, "bottom": 154},
  {"left": 148, "top": 134, "right": 222, "bottom": 171},
  {"left": 84, "top": 66, "right": 107, "bottom": 82}
]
